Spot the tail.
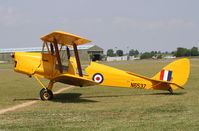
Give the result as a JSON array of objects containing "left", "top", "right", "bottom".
[{"left": 152, "top": 58, "right": 190, "bottom": 90}]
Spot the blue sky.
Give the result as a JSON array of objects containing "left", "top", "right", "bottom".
[{"left": 0, "top": 0, "right": 199, "bottom": 52}]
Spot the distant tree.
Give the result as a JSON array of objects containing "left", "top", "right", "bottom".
[
  {"left": 185, "top": 49, "right": 191, "bottom": 56},
  {"left": 191, "top": 47, "right": 199, "bottom": 56},
  {"left": 129, "top": 49, "right": 135, "bottom": 56},
  {"left": 150, "top": 51, "right": 155, "bottom": 56},
  {"left": 135, "top": 50, "right": 139, "bottom": 56},
  {"left": 157, "top": 54, "right": 162, "bottom": 59},
  {"left": 129, "top": 49, "right": 139, "bottom": 56},
  {"left": 140, "top": 52, "right": 152, "bottom": 59},
  {"left": 171, "top": 51, "right": 175, "bottom": 55},
  {"left": 174, "top": 47, "right": 188, "bottom": 57},
  {"left": 116, "top": 50, "right": 123, "bottom": 56},
  {"left": 107, "top": 49, "right": 115, "bottom": 57}
]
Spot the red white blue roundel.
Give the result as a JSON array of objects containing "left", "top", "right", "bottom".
[{"left": 92, "top": 73, "right": 104, "bottom": 83}]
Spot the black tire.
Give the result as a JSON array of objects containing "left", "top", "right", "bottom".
[
  {"left": 168, "top": 87, "right": 174, "bottom": 95},
  {"left": 40, "top": 88, "right": 53, "bottom": 101}
]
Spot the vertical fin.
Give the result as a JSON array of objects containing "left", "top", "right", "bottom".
[{"left": 152, "top": 58, "right": 190, "bottom": 90}]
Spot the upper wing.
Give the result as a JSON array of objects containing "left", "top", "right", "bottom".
[
  {"left": 40, "top": 31, "right": 91, "bottom": 46},
  {"left": 52, "top": 74, "right": 98, "bottom": 86}
]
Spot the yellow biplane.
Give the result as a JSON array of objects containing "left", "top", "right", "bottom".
[{"left": 12, "top": 31, "right": 190, "bottom": 100}]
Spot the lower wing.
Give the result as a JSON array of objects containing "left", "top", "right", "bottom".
[{"left": 53, "top": 74, "right": 98, "bottom": 87}]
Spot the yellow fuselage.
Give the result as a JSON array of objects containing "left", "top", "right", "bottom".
[{"left": 13, "top": 52, "right": 190, "bottom": 91}]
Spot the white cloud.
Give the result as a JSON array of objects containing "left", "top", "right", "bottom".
[
  {"left": 0, "top": 6, "right": 21, "bottom": 26},
  {"left": 167, "top": 18, "right": 195, "bottom": 29},
  {"left": 112, "top": 17, "right": 196, "bottom": 30},
  {"left": 61, "top": 18, "right": 104, "bottom": 25}
]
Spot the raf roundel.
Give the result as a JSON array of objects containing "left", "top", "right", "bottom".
[{"left": 92, "top": 73, "right": 104, "bottom": 83}]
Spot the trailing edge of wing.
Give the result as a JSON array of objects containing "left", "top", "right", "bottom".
[{"left": 52, "top": 74, "right": 98, "bottom": 86}]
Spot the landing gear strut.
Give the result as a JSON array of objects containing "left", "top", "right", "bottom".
[
  {"left": 34, "top": 76, "right": 55, "bottom": 101},
  {"left": 168, "top": 87, "right": 173, "bottom": 95}
]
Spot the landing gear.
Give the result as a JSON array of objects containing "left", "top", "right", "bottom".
[
  {"left": 168, "top": 87, "right": 173, "bottom": 95},
  {"left": 40, "top": 88, "right": 53, "bottom": 100},
  {"left": 34, "top": 76, "right": 55, "bottom": 101}
]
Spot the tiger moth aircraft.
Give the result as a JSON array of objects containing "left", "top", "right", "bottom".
[{"left": 11, "top": 31, "right": 190, "bottom": 100}]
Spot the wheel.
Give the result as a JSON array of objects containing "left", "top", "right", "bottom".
[
  {"left": 40, "top": 89, "right": 53, "bottom": 100},
  {"left": 40, "top": 88, "right": 53, "bottom": 101},
  {"left": 168, "top": 87, "right": 173, "bottom": 95}
]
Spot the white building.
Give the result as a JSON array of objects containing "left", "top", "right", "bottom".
[{"left": 106, "top": 56, "right": 135, "bottom": 61}]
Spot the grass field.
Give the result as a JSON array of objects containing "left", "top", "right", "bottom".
[
  {"left": 0, "top": 59, "right": 199, "bottom": 130},
  {"left": 0, "top": 64, "right": 13, "bottom": 69}
]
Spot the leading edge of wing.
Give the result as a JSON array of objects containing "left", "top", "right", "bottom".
[
  {"left": 40, "top": 31, "right": 92, "bottom": 46},
  {"left": 52, "top": 74, "right": 98, "bottom": 86}
]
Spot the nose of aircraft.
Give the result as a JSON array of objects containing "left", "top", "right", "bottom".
[
  {"left": 10, "top": 52, "right": 17, "bottom": 68},
  {"left": 10, "top": 52, "right": 15, "bottom": 58}
]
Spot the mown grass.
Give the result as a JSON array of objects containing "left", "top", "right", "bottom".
[
  {"left": 0, "top": 64, "right": 13, "bottom": 69},
  {"left": 0, "top": 59, "right": 199, "bottom": 130}
]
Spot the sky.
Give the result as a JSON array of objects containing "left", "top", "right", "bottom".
[{"left": 0, "top": 0, "right": 199, "bottom": 52}]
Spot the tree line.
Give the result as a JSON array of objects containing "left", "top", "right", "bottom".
[
  {"left": 174, "top": 47, "right": 199, "bottom": 57},
  {"left": 106, "top": 46, "right": 199, "bottom": 59},
  {"left": 107, "top": 49, "right": 139, "bottom": 57}
]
